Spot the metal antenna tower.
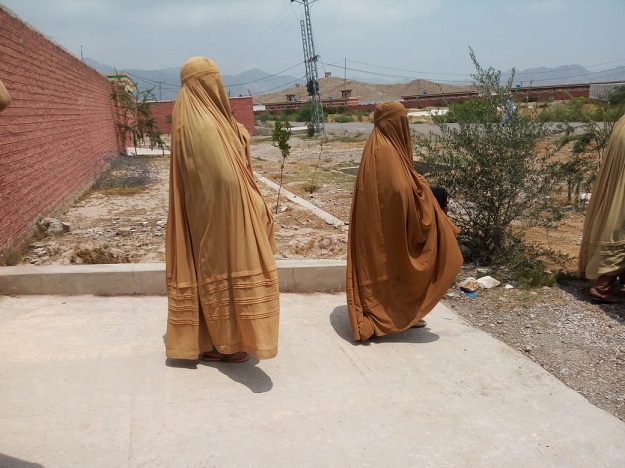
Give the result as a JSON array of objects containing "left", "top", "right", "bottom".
[{"left": 292, "top": 0, "right": 324, "bottom": 135}]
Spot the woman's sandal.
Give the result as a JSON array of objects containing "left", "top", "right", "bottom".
[
  {"left": 411, "top": 319, "right": 427, "bottom": 328},
  {"left": 202, "top": 350, "right": 250, "bottom": 363},
  {"left": 589, "top": 287, "right": 621, "bottom": 304}
]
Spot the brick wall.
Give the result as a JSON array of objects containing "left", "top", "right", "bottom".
[
  {"left": 150, "top": 101, "right": 174, "bottom": 135},
  {"left": 230, "top": 96, "right": 255, "bottom": 136},
  {"left": 150, "top": 96, "right": 255, "bottom": 136},
  {"left": 0, "top": 6, "right": 121, "bottom": 254}
]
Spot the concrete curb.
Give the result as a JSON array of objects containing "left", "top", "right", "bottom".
[{"left": 0, "top": 260, "right": 346, "bottom": 296}]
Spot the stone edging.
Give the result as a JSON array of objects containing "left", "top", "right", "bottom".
[{"left": 0, "top": 260, "right": 347, "bottom": 296}]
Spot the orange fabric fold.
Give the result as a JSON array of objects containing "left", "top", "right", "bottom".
[
  {"left": 346, "top": 101, "right": 463, "bottom": 341},
  {"left": 165, "top": 57, "right": 279, "bottom": 359},
  {"left": 0, "top": 80, "right": 11, "bottom": 112}
]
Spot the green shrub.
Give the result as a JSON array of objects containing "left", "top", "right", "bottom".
[
  {"left": 280, "top": 109, "right": 298, "bottom": 122},
  {"left": 296, "top": 103, "right": 313, "bottom": 122},
  {"left": 413, "top": 48, "right": 563, "bottom": 264},
  {"left": 441, "top": 99, "right": 499, "bottom": 123},
  {"left": 608, "top": 85, "right": 625, "bottom": 107},
  {"left": 334, "top": 115, "right": 352, "bottom": 123},
  {"left": 271, "top": 120, "right": 292, "bottom": 213}
]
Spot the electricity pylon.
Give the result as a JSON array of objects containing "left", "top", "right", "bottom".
[{"left": 292, "top": 0, "right": 324, "bottom": 135}]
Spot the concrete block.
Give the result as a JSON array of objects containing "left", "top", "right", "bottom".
[{"left": 0, "top": 260, "right": 347, "bottom": 295}]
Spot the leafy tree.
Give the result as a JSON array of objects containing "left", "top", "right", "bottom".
[
  {"left": 297, "top": 103, "right": 314, "bottom": 123},
  {"left": 436, "top": 99, "right": 498, "bottom": 124},
  {"left": 553, "top": 86, "right": 625, "bottom": 207},
  {"left": 413, "top": 48, "right": 562, "bottom": 263},
  {"left": 608, "top": 84, "right": 625, "bottom": 107},
  {"left": 110, "top": 75, "right": 163, "bottom": 155},
  {"left": 549, "top": 153, "right": 596, "bottom": 208},
  {"left": 271, "top": 120, "right": 292, "bottom": 213}
]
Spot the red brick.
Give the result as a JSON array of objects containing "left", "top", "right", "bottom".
[{"left": 0, "top": 7, "right": 121, "bottom": 250}]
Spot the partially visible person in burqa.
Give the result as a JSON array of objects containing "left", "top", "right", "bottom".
[
  {"left": 165, "top": 57, "right": 279, "bottom": 363},
  {"left": 0, "top": 80, "right": 11, "bottom": 112},
  {"left": 346, "top": 101, "right": 463, "bottom": 341},
  {"left": 578, "top": 114, "right": 625, "bottom": 304}
]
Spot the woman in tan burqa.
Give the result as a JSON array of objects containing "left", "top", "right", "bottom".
[
  {"left": 578, "top": 114, "right": 625, "bottom": 304},
  {"left": 347, "top": 101, "right": 463, "bottom": 341},
  {"left": 165, "top": 57, "right": 279, "bottom": 362}
]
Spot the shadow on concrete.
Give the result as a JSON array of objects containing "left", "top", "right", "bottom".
[
  {"left": 330, "top": 305, "right": 440, "bottom": 345},
  {"left": 199, "top": 357, "right": 273, "bottom": 394},
  {"left": 0, "top": 454, "right": 44, "bottom": 468},
  {"left": 163, "top": 332, "right": 273, "bottom": 392},
  {"left": 560, "top": 279, "right": 625, "bottom": 322},
  {"left": 165, "top": 358, "right": 198, "bottom": 370},
  {"left": 165, "top": 357, "right": 273, "bottom": 393}
]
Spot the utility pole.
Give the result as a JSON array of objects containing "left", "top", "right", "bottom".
[
  {"left": 292, "top": 0, "right": 324, "bottom": 135},
  {"left": 340, "top": 58, "right": 351, "bottom": 99}
]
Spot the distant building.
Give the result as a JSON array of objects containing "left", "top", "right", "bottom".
[
  {"left": 590, "top": 81, "right": 625, "bottom": 100},
  {"left": 262, "top": 96, "right": 359, "bottom": 112},
  {"left": 105, "top": 73, "right": 136, "bottom": 94}
]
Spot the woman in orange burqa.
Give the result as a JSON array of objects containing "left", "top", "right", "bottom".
[
  {"left": 165, "top": 57, "right": 279, "bottom": 362},
  {"left": 346, "top": 101, "right": 463, "bottom": 341}
]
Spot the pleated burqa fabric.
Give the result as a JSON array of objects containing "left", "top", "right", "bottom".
[
  {"left": 346, "top": 101, "right": 463, "bottom": 341},
  {"left": 578, "top": 115, "right": 625, "bottom": 279},
  {"left": 165, "top": 57, "right": 279, "bottom": 359}
]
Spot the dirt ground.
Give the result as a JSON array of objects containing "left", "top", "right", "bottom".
[{"left": 15, "top": 132, "right": 625, "bottom": 423}]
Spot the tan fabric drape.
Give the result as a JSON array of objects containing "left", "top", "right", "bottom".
[
  {"left": 165, "top": 57, "right": 279, "bottom": 360},
  {"left": 578, "top": 115, "right": 625, "bottom": 280},
  {"left": 0, "top": 80, "right": 11, "bottom": 112},
  {"left": 346, "top": 101, "right": 463, "bottom": 341}
]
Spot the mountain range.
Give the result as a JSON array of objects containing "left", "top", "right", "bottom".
[
  {"left": 85, "top": 58, "right": 625, "bottom": 103},
  {"left": 502, "top": 64, "right": 625, "bottom": 87},
  {"left": 85, "top": 58, "right": 299, "bottom": 101}
]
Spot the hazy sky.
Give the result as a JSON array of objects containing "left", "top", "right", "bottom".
[{"left": 2, "top": 0, "right": 624, "bottom": 83}]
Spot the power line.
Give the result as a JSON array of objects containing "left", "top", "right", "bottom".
[
  {"left": 125, "top": 71, "right": 179, "bottom": 88},
  {"left": 224, "top": 61, "right": 304, "bottom": 87},
  {"left": 257, "top": 75, "right": 306, "bottom": 94},
  {"left": 520, "top": 65, "right": 625, "bottom": 83},
  {"left": 222, "top": 4, "right": 301, "bottom": 74},
  {"left": 322, "top": 60, "right": 625, "bottom": 85},
  {"left": 321, "top": 62, "right": 470, "bottom": 83},
  {"left": 125, "top": 62, "right": 306, "bottom": 97},
  {"left": 348, "top": 59, "right": 469, "bottom": 77},
  {"left": 347, "top": 57, "right": 625, "bottom": 78}
]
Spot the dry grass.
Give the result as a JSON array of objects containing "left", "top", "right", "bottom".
[
  {"left": 72, "top": 246, "right": 131, "bottom": 264},
  {"left": 99, "top": 187, "right": 144, "bottom": 196},
  {"left": 302, "top": 182, "right": 320, "bottom": 193},
  {"left": 93, "top": 154, "right": 156, "bottom": 194},
  {"left": 0, "top": 247, "right": 22, "bottom": 266},
  {"left": 293, "top": 238, "right": 317, "bottom": 256}
]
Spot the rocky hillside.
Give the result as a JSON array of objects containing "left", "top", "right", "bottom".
[{"left": 253, "top": 76, "right": 475, "bottom": 104}]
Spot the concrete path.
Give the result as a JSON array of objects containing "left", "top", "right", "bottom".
[{"left": 0, "top": 293, "right": 623, "bottom": 467}]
